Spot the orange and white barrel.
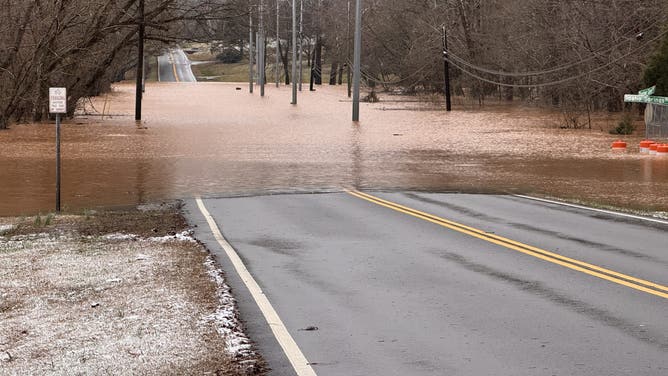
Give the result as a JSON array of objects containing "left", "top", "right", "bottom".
[
  {"left": 649, "top": 143, "right": 659, "bottom": 155},
  {"left": 640, "top": 140, "right": 655, "bottom": 154},
  {"left": 611, "top": 140, "right": 627, "bottom": 152},
  {"left": 657, "top": 144, "right": 668, "bottom": 157}
]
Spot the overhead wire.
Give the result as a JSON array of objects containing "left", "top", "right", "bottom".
[
  {"left": 444, "top": 28, "right": 668, "bottom": 88},
  {"left": 445, "top": 21, "right": 667, "bottom": 78},
  {"left": 345, "top": 58, "right": 434, "bottom": 85},
  {"left": 311, "top": 5, "right": 666, "bottom": 90},
  {"left": 422, "top": 12, "right": 668, "bottom": 78}
]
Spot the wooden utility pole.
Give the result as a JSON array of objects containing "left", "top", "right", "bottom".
[
  {"left": 291, "top": 0, "right": 297, "bottom": 104},
  {"left": 260, "top": 0, "right": 265, "bottom": 96},
  {"left": 135, "top": 0, "right": 145, "bottom": 121},
  {"left": 298, "top": 0, "right": 304, "bottom": 91},
  {"left": 352, "top": 0, "right": 362, "bottom": 121},
  {"left": 276, "top": 0, "right": 280, "bottom": 88},
  {"left": 347, "top": 0, "right": 352, "bottom": 98},
  {"left": 443, "top": 26, "right": 452, "bottom": 112}
]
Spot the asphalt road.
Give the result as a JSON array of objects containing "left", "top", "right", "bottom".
[
  {"left": 186, "top": 192, "right": 668, "bottom": 376},
  {"left": 157, "top": 48, "right": 197, "bottom": 83}
]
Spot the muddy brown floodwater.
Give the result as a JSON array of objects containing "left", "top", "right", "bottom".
[{"left": 1, "top": 82, "right": 667, "bottom": 216}]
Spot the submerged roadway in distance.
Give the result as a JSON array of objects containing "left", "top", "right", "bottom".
[
  {"left": 186, "top": 191, "right": 668, "bottom": 376},
  {"left": 157, "top": 48, "right": 197, "bottom": 83}
]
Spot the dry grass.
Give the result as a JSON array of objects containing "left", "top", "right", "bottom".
[
  {"left": 0, "top": 204, "right": 264, "bottom": 375},
  {"left": 192, "top": 61, "right": 252, "bottom": 82}
]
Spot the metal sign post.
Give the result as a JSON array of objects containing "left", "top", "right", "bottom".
[{"left": 49, "top": 88, "right": 67, "bottom": 213}]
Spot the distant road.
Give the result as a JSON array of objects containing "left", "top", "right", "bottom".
[
  {"left": 157, "top": 48, "right": 197, "bottom": 83},
  {"left": 188, "top": 191, "right": 668, "bottom": 376}
]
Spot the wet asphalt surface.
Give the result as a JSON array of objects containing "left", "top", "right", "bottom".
[
  {"left": 185, "top": 192, "right": 668, "bottom": 376},
  {"left": 157, "top": 49, "right": 196, "bottom": 83}
]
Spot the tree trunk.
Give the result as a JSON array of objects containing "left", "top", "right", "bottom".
[
  {"left": 277, "top": 40, "right": 290, "bottom": 84},
  {"left": 329, "top": 62, "right": 338, "bottom": 85},
  {"left": 310, "top": 50, "right": 316, "bottom": 91},
  {"left": 314, "top": 36, "right": 322, "bottom": 85},
  {"left": 0, "top": 114, "right": 8, "bottom": 130}
]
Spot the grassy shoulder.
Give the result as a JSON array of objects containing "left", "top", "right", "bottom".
[
  {"left": 0, "top": 204, "right": 264, "bottom": 375},
  {"left": 191, "top": 57, "right": 342, "bottom": 84},
  {"left": 192, "top": 61, "right": 251, "bottom": 82}
]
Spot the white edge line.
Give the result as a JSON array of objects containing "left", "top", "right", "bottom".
[
  {"left": 514, "top": 195, "right": 668, "bottom": 225},
  {"left": 157, "top": 56, "right": 161, "bottom": 82},
  {"left": 195, "top": 197, "right": 317, "bottom": 376},
  {"left": 179, "top": 48, "right": 198, "bottom": 83}
]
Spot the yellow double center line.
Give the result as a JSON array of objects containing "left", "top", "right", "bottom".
[{"left": 347, "top": 190, "right": 668, "bottom": 300}]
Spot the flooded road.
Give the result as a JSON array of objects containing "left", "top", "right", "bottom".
[{"left": 1, "top": 83, "right": 666, "bottom": 216}]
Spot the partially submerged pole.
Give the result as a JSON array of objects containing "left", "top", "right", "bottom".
[
  {"left": 276, "top": 0, "right": 280, "bottom": 88},
  {"left": 135, "top": 0, "right": 145, "bottom": 121},
  {"left": 291, "top": 0, "right": 298, "bottom": 104},
  {"left": 347, "top": 0, "right": 352, "bottom": 98},
  {"left": 260, "top": 0, "right": 265, "bottom": 97},
  {"left": 443, "top": 26, "right": 452, "bottom": 111},
  {"left": 56, "top": 113, "right": 61, "bottom": 212},
  {"left": 249, "top": 9, "right": 254, "bottom": 93},
  {"left": 352, "top": 0, "right": 362, "bottom": 122},
  {"left": 298, "top": 0, "right": 304, "bottom": 91}
]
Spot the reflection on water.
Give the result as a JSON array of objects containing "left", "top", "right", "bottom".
[{"left": 1, "top": 83, "right": 667, "bottom": 216}]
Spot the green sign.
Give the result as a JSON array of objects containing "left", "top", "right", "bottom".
[
  {"left": 639, "top": 86, "right": 656, "bottom": 96},
  {"left": 625, "top": 94, "right": 649, "bottom": 103},
  {"left": 624, "top": 94, "right": 668, "bottom": 105}
]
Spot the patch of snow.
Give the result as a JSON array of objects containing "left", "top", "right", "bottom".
[
  {"left": 0, "top": 224, "right": 14, "bottom": 233},
  {"left": 135, "top": 254, "right": 151, "bottom": 261},
  {"left": 147, "top": 231, "right": 196, "bottom": 243},
  {"left": 200, "top": 256, "right": 255, "bottom": 359},
  {"left": 652, "top": 211, "right": 668, "bottom": 220},
  {"left": 102, "top": 233, "right": 139, "bottom": 241}
]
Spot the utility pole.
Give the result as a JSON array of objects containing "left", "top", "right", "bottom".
[
  {"left": 346, "top": 0, "right": 351, "bottom": 98},
  {"left": 260, "top": 0, "right": 265, "bottom": 97},
  {"left": 276, "top": 0, "right": 280, "bottom": 87},
  {"left": 442, "top": 25, "right": 452, "bottom": 111},
  {"left": 352, "top": 0, "right": 362, "bottom": 122},
  {"left": 298, "top": 0, "right": 303, "bottom": 91},
  {"left": 291, "top": 0, "right": 297, "bottom": 104},
  {"left": 135, "top": 0, "right": 145, "bottom": 121},
  {"left": 249, "top": 9, "right": 254, "bottom": 93}
]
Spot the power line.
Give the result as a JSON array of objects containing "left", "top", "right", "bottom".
[
  {"left": 444, "top": 28, "right": 668, "bottom": 88},
  {"left": 420, "top": 14, "right": 668, "bottom": 78}
]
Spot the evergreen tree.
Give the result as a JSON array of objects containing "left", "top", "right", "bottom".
[{"left": 644, "top": 31, "right": 668, "bottom": 96}]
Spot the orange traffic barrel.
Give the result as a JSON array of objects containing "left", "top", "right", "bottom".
[
  {"left": 640, "top": 140, "right": 655, "bottom": 154},
  {"left": 649, "top": 143, "right": 659, "bottom": 155},
  {"left": 611, "top": 140, "right": 627, "bottom": 152},
  {"left": 657, "top": 144, "right": 668, "bottom": 156}
]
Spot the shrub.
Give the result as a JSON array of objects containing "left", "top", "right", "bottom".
[
  {"left": 215, "top": 49, "right": 242, "bottom": 64},
  {"left": 610, "top": 113, "right": 636, "bottom": 135}
]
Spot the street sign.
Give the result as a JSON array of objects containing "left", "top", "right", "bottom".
[
  {"left": 624, "top": 94, "right": 649, "bottom": 103},
  {"left": 49, "top": 87, "right": 67, "bottom": 114},
  {"left": 624, "top": 94, "right": 668, "bottom": 105},
  {"left": 639, "top": 86, "right": 656, "bottom": 96}
]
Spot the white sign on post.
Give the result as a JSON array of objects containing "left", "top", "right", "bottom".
[{"left": 49, "top": 88, "right": 67, "bottom": 114}]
